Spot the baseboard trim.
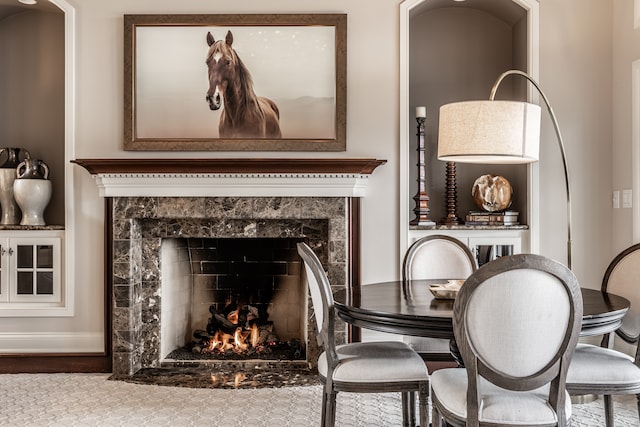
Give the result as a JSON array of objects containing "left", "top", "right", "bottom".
[
  {"left": 0, "top": 332, "right": 103, "bottom": 353},
  {"left": 0, "top": 353, "right": 111, "bottom": 373},
  {"left": 0, "top": 332, "right": 110, "bottom": 373}
]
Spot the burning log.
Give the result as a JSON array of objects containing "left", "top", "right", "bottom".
[
  {"left": 207, "top": 306, "right": 239, "bottom": 335},
  {"left": 258, "top": 323, "right": 278, "bottom": 344},
  {"left": 193, "top": 329, "right": 210, "bottom": 340},
  {"left": 186, "top": 300, "right": 298, "bottom": 359}
]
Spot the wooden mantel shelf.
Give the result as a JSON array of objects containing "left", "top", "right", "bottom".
[
  {"left": 71, "top": 158, "right": 387, "bottom": 198},
  {"left": 71, "top": 158, "right": 387, "bottom": 175}
]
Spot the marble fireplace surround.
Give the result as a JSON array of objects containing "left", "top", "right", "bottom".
[{"left": 73, "top": 159, "right": 386, "bottom": 377}]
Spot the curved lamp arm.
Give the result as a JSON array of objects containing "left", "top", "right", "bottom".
[{"left": 490, "top": 70, "right": 572, "bottom": 269}]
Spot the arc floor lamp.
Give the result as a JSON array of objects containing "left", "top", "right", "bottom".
[{"left": 437, "top": 70, "right": 573, "bottom": 269}]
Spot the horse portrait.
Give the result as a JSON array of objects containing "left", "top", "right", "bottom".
[{"left": 205, "top": 30, "right": 282, "bottom": 139}]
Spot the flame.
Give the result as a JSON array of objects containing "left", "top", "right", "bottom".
[
  {"left": 207, "top": 332, "right": 221, "bottom": 352},
  {"left": 250, "top": 324, "right": 260, "bottom": 348},
  {"left": 233, "top": 327, "right": 249, "bottom": 352},
  {"left": 205, "top": 320, "right": 264, "bottom": 355},
  {"left": 208, "top": 331, "right": 235, "bottom": 352}
]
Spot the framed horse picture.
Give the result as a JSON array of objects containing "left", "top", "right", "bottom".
[{"left": 123, "top": 14, "right": 347, "bottom": 151}]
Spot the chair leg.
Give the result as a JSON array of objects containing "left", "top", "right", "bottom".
[
  {"left": 418, "top": 382, "right": 429, "bottom": 427},
  {"left": 401, "top": 392, "right": 416, "bottom": 426},
  {"left": 432, "top": 402, "right": 441, "bottom": 427},
  {"left": 320, "top": 383, "right": 337, "bottom": 427},
  {"left": 320, "top": 385, "right": 329, "bottom": 427},
  {"left": 603, "top": 394, "right": 613, "bottom": 427},
  {"left": 636, "top": 393, "right": 640, "bottom": 425},
  {"left": 325, "top": 390, "right": 337, "bottom": 427}
]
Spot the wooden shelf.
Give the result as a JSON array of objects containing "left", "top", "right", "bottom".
[
  {"left": 0, "top": 225, "right": 64, "bottom": 231},
  {"left": 410, "top": 224, "right": 529, "bottom": 231},
  {"left": 71, "top": 158, "right": 387, "bottom": 175}
]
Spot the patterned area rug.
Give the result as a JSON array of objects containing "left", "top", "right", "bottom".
[{"left": 0, "top": 373, "right": 637, "bottom": 426}]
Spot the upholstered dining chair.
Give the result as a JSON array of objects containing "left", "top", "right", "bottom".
[
  {"left": 402, "top": 235, "right": 477, "bottom": 360},
  {"left": 297, "top": 242, "right": 429, "bottom": 427},
  {"left": 566, "top": 243, "right": 640, "bottom": 427},
  {"left": 430, "top": 254, "right": 583, "bottom": 427}
]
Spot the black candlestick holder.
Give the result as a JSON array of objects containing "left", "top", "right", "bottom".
[{"left": 410, "top": 116, "right": 435, "bottom": 226}]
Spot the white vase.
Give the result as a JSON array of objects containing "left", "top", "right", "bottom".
[
  {"left": 13, "top": 179, "right": 52, "bottom": 226},
  {"left": 0, "top": 147, "right": 30, "bottom": 225},
  {"left": 0, "top": 169, "right": 20, "bottom": 225}
]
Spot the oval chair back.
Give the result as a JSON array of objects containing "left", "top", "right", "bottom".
[
  {"left": 602, "top": 243, "right": 640, "bottom": 344},
  {"left": 431, "top": 254, "right": 582, "bottom": 427},
  {"left": 296, "top": 242, "right": 338, "bottom": 365},
  {"left": 402, "top": 235, "right": 477, "bottom": 360},
  {"left": 566, "top": 243, "right": 640, "bottom": 427},
  {"left": 403, "top": 235, "right": 477, "bottom": 284}
]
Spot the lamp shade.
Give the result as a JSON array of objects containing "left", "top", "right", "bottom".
[{"left": 437, "top": 100, "right": 541, "bottom": 164}]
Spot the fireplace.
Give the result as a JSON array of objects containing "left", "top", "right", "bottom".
[
  {"left": 111, "top": 196, "right": 352, "bottom": 376},
  {"left": 72, "top": 158, "right": 385, "bottom": 378}
]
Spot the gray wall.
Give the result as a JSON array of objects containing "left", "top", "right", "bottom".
[
  {"left": 0, "top": 0, "right": 627, "bottom": 354},
  {"left": 0, "top": 10, "right": 65, "bottom": 226},
  {"left": 613, "top": 0, "right": 640, "bottom": 252},
  {"left": 409, "top": 7, "right": 529, "bottom": 222}
]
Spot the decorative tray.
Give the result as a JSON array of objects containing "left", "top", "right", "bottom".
[{"left": 429, "top": 279, "right": 465, "bottom": 300}]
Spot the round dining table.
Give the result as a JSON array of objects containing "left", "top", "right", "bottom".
[{"left": 333, "top": 279, "right": 631, "bottom": 342}]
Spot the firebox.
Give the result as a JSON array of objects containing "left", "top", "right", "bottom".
[{"left": 161, "top": 237, "right": 307, "bottom": 363}]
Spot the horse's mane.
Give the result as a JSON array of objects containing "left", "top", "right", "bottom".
[
  {"left": 233, "top": 53, "right": 255, "bottom": 98},
  {"left": 213, "top": 41, "right": 257, "bottom": 104}
]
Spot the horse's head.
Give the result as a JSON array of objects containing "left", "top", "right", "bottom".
[{"left": 205, "top": 30, "right": 236, "bottom": 111}]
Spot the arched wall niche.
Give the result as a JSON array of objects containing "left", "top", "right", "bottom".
[
  {"left": 399, "top": 0, "right": 540, "bottom": 267},
  {"left": 0, "top": 0, "right": 76, "bottom": 317},
  {"left": 0, "top": 0, "right": 71, "bottom": 226}
]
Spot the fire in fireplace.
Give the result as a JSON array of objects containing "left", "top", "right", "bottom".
[
  {"left": 185, "top": 300, "right": 303, "bottom": 360},
  {"left": 163, "top": 237, "right": 306, "bottom": 363}
]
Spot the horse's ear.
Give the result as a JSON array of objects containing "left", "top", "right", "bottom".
[
  {"left": 225, "top": 30, "right": 233, "bottom": 46},
  {"left": 206, "top": 32, "right": 215, "bottom": 47}
]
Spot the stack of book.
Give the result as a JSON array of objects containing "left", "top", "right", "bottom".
[{"left": 465, "top": 211, "right": 519, "bottom": 226}]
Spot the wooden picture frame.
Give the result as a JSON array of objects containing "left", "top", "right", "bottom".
[{"left": 124, "top": 14, "right": 347, "bottom": 151}]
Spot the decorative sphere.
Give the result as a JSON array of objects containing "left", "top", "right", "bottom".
[{"left": 471, "top": 174, "right": 513, "bottom": 212}]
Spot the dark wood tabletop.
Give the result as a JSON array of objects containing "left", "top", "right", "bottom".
[{"left": 334, "top": 279, "right": 631, "bottom": 339}]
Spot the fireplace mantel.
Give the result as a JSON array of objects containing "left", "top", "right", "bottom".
[{"left": 72, "top": 158, "right": 387, "bottom": 197}]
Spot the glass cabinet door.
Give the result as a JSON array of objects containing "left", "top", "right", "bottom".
[
  {"left": 16, "top": 244, "right": 54, "bottom": 296},
  {"left": 7, "top": 237, "right": 60, "bottom": 303}
]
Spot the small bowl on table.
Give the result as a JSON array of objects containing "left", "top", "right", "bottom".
[{"left": 429, "top": 279, "right": 465, "bottom": 300}]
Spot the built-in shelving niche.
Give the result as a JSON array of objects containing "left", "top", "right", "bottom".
[
  {"left": 0, "top": 3, "right": 65, "bottom": 226},
  {"left": 400, "top": 0, "right": 540, "bottom": 260}
]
